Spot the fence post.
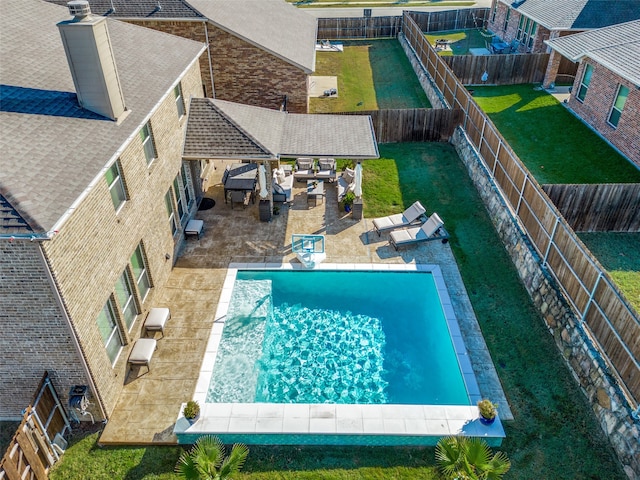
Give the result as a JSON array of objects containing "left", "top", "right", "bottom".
[
  {"left": 581, "top": 272, "right": 602, "bottom": 325},
  {"left": 516, "top": 172, "right": 528, "bottom": 215},
  {"left": 543, "top": 215, "right": 560, "bottom": 267},
  {"left": 492, "top": 140, "right": 501, "bottom": 178}
]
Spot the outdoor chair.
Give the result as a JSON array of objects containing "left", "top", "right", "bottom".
[
  {"left": 230, "top": 190, "right": 250, "bottom": 209},
  {"left": 294, "top": 157, "right": 316, "bottom": 182},
  {"left": 315, "top": 158, "right": 337, "bottom": 182},
  {"left": 389, "top": 212, "right": 449, "bottom": 250},
  {"left": 144, "top": 307, "right": 170, "bottom": 338},
  {"left": 337, "top": 167, "right": 355, "bottom": 201},
  {"left": 372, "top": 201, "right": 426, "bottom": 236},
  {"left": 127, "top": 338, "right": 157, "bottom": 376}
]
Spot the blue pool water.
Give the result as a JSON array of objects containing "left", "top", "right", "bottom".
[{"left": 206, "top": 270, "right": 469, "bottom": 405}]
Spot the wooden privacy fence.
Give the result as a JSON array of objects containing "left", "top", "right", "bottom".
[
  {"left": 403, "top": 12, "right": 640, "bottom": 407},
  {"left": 443, "top": 54, "right": 549, "bottom": 85},
  {"left": 341, "top": 109, "right": 463, "bottom": 142},
  {"left": 317, "top": 8, "right": 489, "bottom": 40},
  {"left": 317, "top": 16, "right": 402, "bottom": 39},
  {"left": 0, "top": 373, "right": 71, "bottom": 480},
  {"left": 407, "top": 9, "right": 489, "bottom": 32},
  {"left": 543, "top": 184, "right": 640, "bottom": 232}
]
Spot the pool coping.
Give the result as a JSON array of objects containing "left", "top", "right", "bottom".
[{"left": 175, "top": 263, "right": 505, "bottom": 444}]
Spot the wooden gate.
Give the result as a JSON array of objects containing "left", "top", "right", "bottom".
[{"left": 0, "top": 372, "right": 71, "bottom": 480}]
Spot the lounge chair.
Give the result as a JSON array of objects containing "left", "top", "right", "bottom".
[
  {"left": 293, "top": 158, "right": 316, "bottom": 182},
  {"left": 389, "top": 212, "right": 449, "bottom": 250},
  {"left": 315, "top": 158, "right": 337, "bottom": 182},
  {"left": 372, "top": 201, "right": 426, "bottom": 236}
]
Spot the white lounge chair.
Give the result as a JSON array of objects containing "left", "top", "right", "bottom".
[
  {"left": 293, "top": 158, "right": 316, "bottom": 182},
  {"left": 372, "top": 201, "right": 426, "bottom": 236},
  {"left": 315, "top": 158, "right": 337, "bottom": 182},
  {"left": 389, "top": 212, "right": 449, "bottom": 250}
]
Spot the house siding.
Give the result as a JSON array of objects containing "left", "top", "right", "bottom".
[
  {"left": 488, "top": 2, "right": 555, "bottom": 53},
  {"left": 569, "top": 60, "right": 640, "bottom": 168},
  {"left": 0, "top": 61, "right": 204, "bottom": 419},
  {"left": 126, "top": 19, "right": 310, "bottom": 113},
  {"left": 0, "top": 242, "right": 88, "bottom": 418}
]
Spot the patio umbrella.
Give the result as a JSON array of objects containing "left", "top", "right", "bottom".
[
  {"left": 353, "top": 162, "right": 363, "bottom": 198},
  {"left": 258, "top": 164, "right": 268, "bottom": 200}
]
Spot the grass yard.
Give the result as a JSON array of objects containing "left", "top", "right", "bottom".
[
  {"left": 424, "top": 29, "right": 489, "bottom": 56},
  {"left": 310, "top": 39, "right": 430, "bottom": 113},
  {"left": 470, "top": 84, "right": 640, "bottom": 184},
  {"left": 578, "top": 232, "right": 640, "bottom": 313},
  {"left": 50, "top": 143, "right": 626, "bottom": 480}
]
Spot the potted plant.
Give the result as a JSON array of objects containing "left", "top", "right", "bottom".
[
  {"left": 343, "top": 191, "right": 356, "bottom": 213},
  {"left": 183, "top": 400, "right": 200, "bottom": 424},
  {"left": 273, "top": 205, "right": 280, "bottom": 215},
  {"left": 477, "top": 399, "right": 498, "bottom": 425}
]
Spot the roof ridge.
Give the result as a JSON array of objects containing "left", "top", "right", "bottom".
[{"left": 208, "top": 99, "right": 278, "bottom": 156}]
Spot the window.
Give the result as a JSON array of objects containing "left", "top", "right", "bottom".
[
  {"left": 115, "top": 271, "right": 138, "bottom": 330},
  {"left": 607, "top": 85, "right": 629, "bottom": 127},
  {"left": 173, "top": 177, "right": 185, "bottom": 221},
  {"left": 97, "top": 298, "right": 123, "bottom": 365},
  {"left": 181, "top": 163, "right": 193, "bottom": 208},
  {"left": 517, "top": 16, "right": 524, "bottom": 40},
  {"left": 174, "top": 84, "right": 186, "bottom": 119},
  {"left": 516, "top": 16, "right": 537, "bottom": 50},
  {"left": 491, "top": 4, "right": 497, "bottom": 22},
  {"left": 165, "top": 190, "right": 177, "bottom": 235},
  {"left": 140, "top": 122, "right": 156, "bottom": 165},
  {"left": 577, "top": 64, "right": 593, "bottom": 102},
  {"left": 503, "top": 9, "right": 510, "bottom": 31},
  {"left": 131, "top": 244, "right": 151, "bottom": 301},
  {"left": 105, "top": 161, "right": 126, "bottom": 212}
]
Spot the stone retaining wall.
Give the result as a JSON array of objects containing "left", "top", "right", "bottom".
[
  {"left": 398, "top": 29, "right": 640, "bottom": 478},
  {"left": 451, "top": 127, "right": 640, "bottom": 479}
]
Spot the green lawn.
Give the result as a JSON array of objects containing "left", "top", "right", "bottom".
[
  {"left": 310, "top": 40, "right": 430, "bottom": 113},
  {"left": 424, "top": 29, "right": 489, "bottom": 56},
  {"left": 470, "top": 84, "right": 640, "bottom": 184},
  {"left": 51, "top": 143, "right": 626, "bottom": 480},
  {"left": 578, "top": 232, "right": 640, "bottom": 313}
]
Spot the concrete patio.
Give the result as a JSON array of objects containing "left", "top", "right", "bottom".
[{"left": 98, "top": 161, "right": 510, "bottom": 445}]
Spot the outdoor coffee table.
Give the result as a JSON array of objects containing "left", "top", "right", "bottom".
[{"left": 307, "top": 180, "right": 324, "bottom": 206}]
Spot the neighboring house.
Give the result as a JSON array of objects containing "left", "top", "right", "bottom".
[
  {"left": 0, "top": 0, "right": 206, "bottom": 419},
  {"left": 544, "top": 20, "right": 640, "bottom": 168},
  {"left": 46, "top": 0, "right": 318, "bottom": 113},
  {"left": 487, "top": 0, "right": 640, "bottom": 53}
]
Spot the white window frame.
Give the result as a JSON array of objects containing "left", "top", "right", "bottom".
[
  {"left": 607, "top": 84, "right": 629, "bottom": 128},
  {"left": 174, "top": 83, "right": 186, "bottom": 119},
  {"left": 131, "top": 243, "right": 152, "bottom": 302},
  {"left": 577, "top": 64, "right": 593, "bottom": 102},
  {"left": 97, "top": 298, "right": 123, "bottom": 365},
  {"left": 140, "top": 122, "right": 156, "bottom": 165},
  {"left": 115, "top": 270, "right": 138, "bottom": 331},
  {"left": 165, "top": 189, "right": 178, "bottom": 235},
  {"left": 173, "top": 176, "right": 185, "bottom": 222},
  {"left": 181, "top": 163, "right": 193, "bottom": 209},
  {"left": 105, "top": 161, "right": 127, "bottom": 212}
]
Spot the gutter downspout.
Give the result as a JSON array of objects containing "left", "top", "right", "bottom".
[
  {"left": 204, "top": 20, "right": 215, "bottom": 98},
  {"left": 36, "top": 244, "right": 107, "bottom": 421}
]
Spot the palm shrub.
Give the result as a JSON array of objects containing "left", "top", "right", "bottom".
[
  {"left": 175, "top": 435, "right": 249, "bottom": 480},
  {"left": 435, "top": 436, "right": 510, "bottom": 480}
]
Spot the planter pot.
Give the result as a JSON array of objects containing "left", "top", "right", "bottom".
[
  {"left": 344, "top": 205, "right": 352, "bottom": 213},
  {"left": 186, "top": 415, "right": 199, "bottom": 425},
  {"left": 479, "top": 415, "right": 495, "bottom": 426}
]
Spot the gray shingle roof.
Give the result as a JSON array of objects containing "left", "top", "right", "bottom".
[
  {"left": 546, "top": 20, "right": 640, "bottom": 86},
  {"left": 506, "top": 0, "right": 640, "bottom": 30},
  {"left": 45, "top": 0, "right": 204, "bottom": 18},
  {"left": 187, "top": 0, "right": 317, "bottom": 73},
  {"left": 0, "top": 0, "right": 206, "bottom": 234},
  {"left": 184, "top": 99, "right": 379, "bottom": 160}
]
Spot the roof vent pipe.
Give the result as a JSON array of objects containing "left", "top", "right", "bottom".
[{"left": 67, "top": 0, "right": 91, "bottom": 19}]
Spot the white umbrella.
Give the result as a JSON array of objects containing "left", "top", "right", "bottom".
[
  {"left": 353, "top": 162, "right": 363, "bottom": 198},
  {"left": 258, "top": 164, "right": 268, "bottom": 199}
]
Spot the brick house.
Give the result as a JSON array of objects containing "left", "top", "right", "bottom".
[
  {"left": 0, "top": 0, "right": 206, "bottom": 419},
  {"left": 486, "top": 0, "right": 640, "bottom": 54},
  {"left": 544, "top": 20, "right": 640, "bottom": 168},
  {"left": 46, "top": 0, "right": 318, "bottom": 113}
]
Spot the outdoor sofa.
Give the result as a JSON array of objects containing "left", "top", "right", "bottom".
[{"left": 273, "top": 167, "right": 294, "bottom": 202}]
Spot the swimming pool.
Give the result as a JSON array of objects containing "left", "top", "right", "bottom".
[
  {"left": 206, "top": 270, "right": 469, "bottom": 406},
  {"left": 176, "top": 263, "right": 505, "bottom": 446}
]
